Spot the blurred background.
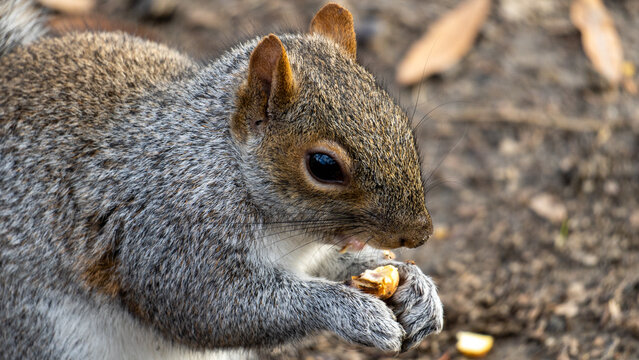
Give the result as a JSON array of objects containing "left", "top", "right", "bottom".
[{"left": 41, "top": 0, "right": 638, "bottom": 358}]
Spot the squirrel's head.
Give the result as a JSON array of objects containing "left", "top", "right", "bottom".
[{"left": 231, "top": 3, "right": 432, "bottom": 250}]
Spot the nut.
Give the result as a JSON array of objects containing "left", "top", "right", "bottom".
[{"left": 351, "top": 265, "right": 399, "bottom": 300}]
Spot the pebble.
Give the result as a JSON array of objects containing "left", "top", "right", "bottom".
[
  {"left": 630, "top": 210, "right": 639, "bottom": 229},
  {"left": 529, "top": 193, "right": 567, "bottom": 224}
]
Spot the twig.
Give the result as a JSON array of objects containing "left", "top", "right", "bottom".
[{"left": 443, "top": 104, "right": 614, "bottom": 132}]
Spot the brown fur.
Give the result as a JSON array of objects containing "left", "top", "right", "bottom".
[
  {"left": 81, "top": 245, "right": 121, "bottom": 297},
  {"left": 229, "top": 5, "right": 432, "bottom": 249},
  {"left": 232, "top": 34, "right": 297, "bottom": 143},
  {"left": 310, "top": 3, "right": 357, "bottom": 59}
]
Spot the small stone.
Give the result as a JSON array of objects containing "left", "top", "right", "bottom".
[
  {"left": 579, "top": 253, "right": 598, "bottom": 267},
  {"left": 593, "top": 336, "right": 605, "bottom": 347},
  {"left": 546, "top": 315, "right": 566, "bottom": 333},
  {"left": 567, "top": 282, "right": 586, "bottom": 301},
  {"left": 603, "top": 180, "right": 619, "bottom": 195},
  {"left": 554, "top": 302, "right": 579, "bottom": 318},
  {"left": 630, "top": 210, "right": 639, "bottom": 229},
  {"left": 608, "top": 299, "right": 621, "bottom": 322},
  {"left": 529, "top": 193, "right": 567, "bottom": 224},
  {"left": 582, "top": 180, "right": 595, "bottom": 193},
  {"left": 499, "top": 137, "right": 520, "bottom": 155}
]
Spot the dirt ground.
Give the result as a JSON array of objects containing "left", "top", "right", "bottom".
[{"left": 47, "top": 0, "right": 639, "bottom": 358}]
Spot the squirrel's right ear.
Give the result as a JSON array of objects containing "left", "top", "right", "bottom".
[
  {"left": 232, "top": 34, "right": 296, "bottom": 143},
  {"left": 310, "top": 3, "right": 357, "bottom": 59}
]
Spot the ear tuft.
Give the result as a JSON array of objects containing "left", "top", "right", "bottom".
[{"left": 310, "top": 3, "right": 357, "bottom": 59}]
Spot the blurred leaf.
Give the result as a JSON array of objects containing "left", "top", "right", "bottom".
[
  {"left": 570, "top": 0, "right": 624, "bottom": 85},
  {"left": 396, "top": 0, "right": 491, "bottom": 86},
  {"left": 560, "top": 219, "right": 570, "bottom": 238},
  {"left": 48, "top": 14, "right": 158, "bottom": 40},
  {"left": 38, "top": 0, "right": 95, "bottom": 15}
]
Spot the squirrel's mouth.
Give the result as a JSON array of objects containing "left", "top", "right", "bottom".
[
  {"left": 336, "top": 234, "right": 367, "bottom": 253},
  {"left": 334, "top": 232, "right": 396, "bottom": 252},
  {"left": 333, "top": 224, "right": 428, "bottom": 250}
]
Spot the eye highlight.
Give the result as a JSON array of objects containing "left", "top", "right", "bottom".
[{"left": 306, "top": 152, "right": 346, "bottom": 184}]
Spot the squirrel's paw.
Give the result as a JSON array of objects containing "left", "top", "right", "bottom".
[
  {"left": 328, "top": 286, "right": 405, "bottom": 352},
  {"left": 385, "top": 261, "right": 444, "bottom": 352}
]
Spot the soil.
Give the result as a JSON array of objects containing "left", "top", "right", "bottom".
[{"left": 47, "top": 0, "right": 639, "bottom": 358}]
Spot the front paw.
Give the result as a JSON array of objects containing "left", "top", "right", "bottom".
[
  {"left": 325, "top": 286, "right": 405, "bottom": 352},
  {"left": 385, "top": 261, "right": 444, "bottom": 352}
]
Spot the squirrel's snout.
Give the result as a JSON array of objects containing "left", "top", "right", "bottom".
[{"left": 386, "top": 214, "right": 433, "bottom": 249}]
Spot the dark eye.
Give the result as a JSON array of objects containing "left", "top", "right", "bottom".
[{"left": 306, "top": 152, "right": 345, "bottom": 184}]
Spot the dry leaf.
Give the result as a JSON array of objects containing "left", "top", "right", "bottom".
[
  {"left": 48, "top": 15, "right": 158, "bottom": 40},
  {"left": 570, "top": 0, "right": 624, "bottom": 85},
  {"left": 433, "top": 225, "right": 451, "bottom": 240},
  {"left": 39, "top": 0, "right": 95, "bottom": 15},
  {"left": 396, "top": 0, "right": 491, "bottom": 85}
]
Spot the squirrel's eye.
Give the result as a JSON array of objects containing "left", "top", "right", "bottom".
[{"left": 306, "top": 152, "right": 345, "bottom": 184}]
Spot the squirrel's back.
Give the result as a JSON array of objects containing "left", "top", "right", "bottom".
[
  {"left": 1, "top": 31, "right": 197, "bottom": 121},
  {"left": 0, "top": 29, "right": 248, "bottom": 359}
]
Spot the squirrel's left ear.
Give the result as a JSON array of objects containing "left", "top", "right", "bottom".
[
  {"left": 310, "top": 3, "right": 356, "bottom": 59},
  {"left": 232, "top": 34, "right": 295, "bottom": 143}
]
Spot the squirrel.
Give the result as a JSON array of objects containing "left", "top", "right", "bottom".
[{"left": 0, "top": 1, "right": 444, "bottom": 359}]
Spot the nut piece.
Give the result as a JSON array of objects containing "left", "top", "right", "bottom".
[
  {"left": 456, "top": 331, "right": 494, "bottom": 357},
  {"left": 351, "top": 265, "right": 400, "bottom": 300}
]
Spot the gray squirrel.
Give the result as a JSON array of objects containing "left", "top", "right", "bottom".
[{"left": 0, "top": 1, "right": 444, "bottom": 359}]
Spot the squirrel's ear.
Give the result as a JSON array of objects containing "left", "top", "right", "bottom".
[
  {"left": 247, "top": 34, "right": 295, "bottom": 106},
  {"left": 232, "top": 34, "right": 295, "bottom": 143},
  {"left": 310, "top": 3, "right": 356, "bottom": 59}
]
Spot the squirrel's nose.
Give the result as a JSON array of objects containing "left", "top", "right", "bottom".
[{"left": 395, "top": 214, "right": 433, "bottom": 249}]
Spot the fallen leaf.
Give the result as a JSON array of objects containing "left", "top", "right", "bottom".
[
  {"left": 570, "top": 0, "right": 624, "bottom": 85},
  {"left": 433, "top": 225, "right": 451, "bottom": 240},
  {"left": 396, "top": 0, "right": 491, "bottom": 85},
  {"left": 39, "top": 0, "right": 95, "bottom": 15},
  {"left": 48, "top": 15, "right": 158, "bottom": 40},
  {"left": 184, "top": 8, "right": 221, "bottom": 29},
  {"left": 529, "top": 193, "right": 567, "bottom": 224}
]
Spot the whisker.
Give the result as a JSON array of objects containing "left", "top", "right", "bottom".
[
  {"left": 424, "top": 178, "right": 462, "bottom": 195},
  {"left": 423, "top": 127, "right": 467, "bottom": 188},
  {"left": 274, "top": 238, "right": 322, "bottom": 263},
  {"left": 413, "top": 100, "right": 472, "bottom": 131}
]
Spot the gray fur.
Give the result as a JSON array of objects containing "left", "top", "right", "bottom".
[
  {"left": 0, "top": 0, "right": 45, "bottom": 56},
  {"left": 0, "top": 6, "right": 443, "bottom": 359}
]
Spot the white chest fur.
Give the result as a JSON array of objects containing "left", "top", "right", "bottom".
[
  {"left": 257, "top": 227, "right": 335, "bottom": 276},
  {"left": 44, "top": 296, "right": 252, "bottom": 360}
]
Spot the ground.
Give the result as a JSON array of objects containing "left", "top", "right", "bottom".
[{"left": 47, "top": 0, "right": 639, "bottom": 358}]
